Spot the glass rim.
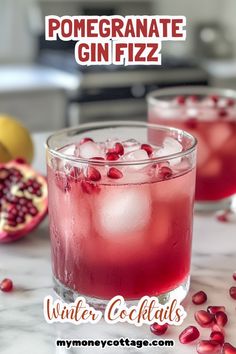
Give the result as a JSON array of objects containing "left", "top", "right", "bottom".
[
  {"left": 46, "top": 121, "right": 197, "bottom": 166},
  {"left": 146, "top": 85, "right": 236, "bottom": 106}
]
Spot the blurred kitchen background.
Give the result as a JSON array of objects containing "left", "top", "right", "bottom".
[{"left": 1, "top": 0, "right": 236, "bottom": 131}]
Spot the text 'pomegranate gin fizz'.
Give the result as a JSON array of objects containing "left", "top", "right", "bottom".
[
  {"left": 147, "top": 87, "right": 236, "bottom": 209},
  {"left": 46, "top": 122, "right": 197, "bottom": 308}
]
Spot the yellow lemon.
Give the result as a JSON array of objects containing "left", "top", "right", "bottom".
[{"left": 0, "top": 115, "right": 34, "bottom": 164}]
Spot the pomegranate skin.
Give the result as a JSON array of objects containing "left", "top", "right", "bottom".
[
  {"left": 179, "top": 326, "right": 200, "bottom": 344},
  {"left": 0, "top": 160, "right": 48, "bottom": 243}
]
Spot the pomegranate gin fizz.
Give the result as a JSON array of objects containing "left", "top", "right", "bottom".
[
  {"left": 147, "top": 86, "right": 236, "bottom": 210},
  {"left": 46, "top": 122, "right": 197, "bottom": 307}
]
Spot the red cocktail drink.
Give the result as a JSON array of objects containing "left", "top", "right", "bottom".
[
  {"left": 148, "top": 87, "right": 236, "bottom": 204},
  {"left": 46, "top": 122, "right": 196, "bottom": 306}
]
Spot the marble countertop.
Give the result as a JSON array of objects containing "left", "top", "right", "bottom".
[{"left": 0, "top": 133, "right": 235, "bottom": 354}]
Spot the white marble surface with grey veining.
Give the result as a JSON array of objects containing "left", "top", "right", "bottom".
[{"left": 0, "top": 133, "right": 235, "bottom": 354}]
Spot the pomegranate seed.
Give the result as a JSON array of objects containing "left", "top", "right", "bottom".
[
  {"left": 141, "top": 144, "right": 153, "bottom": 156},
  {"left": 159, "top": 166, "right": 172, "bottom": 180},
  {"left": 197, "top": 340, "right": 221, "bottom": 354},
  {"left": 179, "top": 326, "right": 200, "bottom": 344},
  {"left": 210, "top": 331, "right": 225, "bottom": 345},
  {"left": 227, "top": 98, "right": 235, "bottom": 107},
  {"left": 80, "top": 137, "right": 94, "bottom": 145},
  {"left": 176, "top": 95, "right": 185, "bottom": 105},
  {"left": 192, "top": 291, "right": 207, "bottom": 305},
  {"left": 0, "top": 278, "right": 13, "bottom": 292},
  {"left": 150, "top": 323, "right": 168, "bottom": 336},
  {"left": 87, "top": 167, "right": 101, "bottom": 182},
  {"left": 223, "top": 343, "right": 236, "bottom": 354},
  {"left": 215, "top": 311, "right": 228, "bottom": 327},
  {"left": 210, "top": 95, "right": 219, "bottom": 104},
  {"left": 212, "top": 323, "right": 225, "bottom": 335},
  {"left": 219, "top": 108, "right": 228, "bottom": 118},
  {"left": 208, "top": 306, "right": 226, "bottom": 315},
  {"left": 195, "top": 310, "right": 214, "bottom": 327},
  {"left": 115, "top": 143, "right": 124, "bottom": 156},
  {"left": 216, "top": 211, "right": 229, "bottom": 223},
  {"left": 29, "top": 207, "right": 38, "bottom": 216},
  {"left": 189, "top": 95, "right": 198, "bottom": 102},
  {"left": 106, "top": 152, "right": 119, "bottom": 161},
  {"left": 81, "top": 180, "right": 100, "bottom": 194},
  {"left": 233, "top": 272, "right": 236, "bottom": 281},
  {"left": 186, "top": 117, "right": 198, "bottom": 129},
  {"left": 229, "top": 286, "right": 236, "bottom": 300},
  {"left": 90, "top": 157, "right": 105, "bottom": 161},
  {"left": 15, "top": 158, "right": 26, "bottom": 164},
  {"left": 107, "top": 167, "right": 123, "bottom": 179}
]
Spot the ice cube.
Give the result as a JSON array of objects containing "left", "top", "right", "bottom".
[
  {"left": 122, "top": 139, "right": 141, "bottom": 153},
  {"left": 95, "top": 186, "right": 151, "bottom": 239},
  {"left": 122, "top": 149, "right": 149, "bottom": 170},
  {"left": 77, "top": 141, "right": 104, "bottom": 159},
  {"left": 59, "top": 144, "right": 76, "bottom": 156},
  {"left": 156, "top": 137, "right": 182, "bottom": 166}
]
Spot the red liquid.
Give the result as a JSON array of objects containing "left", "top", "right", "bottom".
[
  {"left": 149, "top": 113, "right": 236, "bottom": 201},
  {"left": 48, "top": 164, "right": 195, "bottom": 300}
]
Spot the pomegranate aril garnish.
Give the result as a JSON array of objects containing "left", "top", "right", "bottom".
[
  {"left": 223, "top": 343, "right": 236, "bottom": 354},
  {"left": 233, "top": 272, "right": 236, "bottom": 281},
  {"left": 197, "top": 340, "right": 222, "bottom": 354},
  {"left": 179, "top": 326, "right": 200, "bottom": 344},
  {"left": 81, "top": 180, "right": 100, "bottom": 195},
  {"left": 227, "top": 98, "right": 235, "bottom": 107},
  {"left": 141, "top": 144, "right": 153, "bottom": 156},
  {"left": 215, "top": 311, "right": 228, "bottom": 327},
  {"left": 106, "top": 152, "right": 120, "bottom": 161},
  {"left": 210, "top": 95, "right": 219, "bottom": 104},
  {"left": 159, "top": 166, "right": 173, "bottom": 180},
  {"left": 210, "top": 331, "right": 225, "bottom": 345},
  {"left": 107, "top": 167, "right": 123, "bottom": 179},
  {"left": 219, "top": 108, "right": 228, "bottom": 118},
  {"left": 150, "top": 323, "right": 168, "bottom": 336},
  {"left": 115, "top": 142, "right": 124, "bottom": 156},
  {"left": 87, "top": 166, "right": 101, "bottom": 182},
  {"left": 189, "top": 95, "right": 198, "bottom": 102},
  {"left": 80, "top": 137, "right": 94, "bottom": 145},
  {"left": 176, "top": 95, "right": 186, "bottom": 105},
  {"left": 229, "top": 286, "right": 236, "bottom": 300},
  {"left": 192, "top": 290, "right": 207, "bottom": 305},
  {"left": 208, "top": 306, "right": 226, "bottom": 315},
  {"left": 186, "top": 117, "right": 198, "bottom": 129},
  {"left": 0, "top": 278, "right": 13, "bottom": 292},
  {"left": 194, "top": 310, "right": 214, "bottom": 327}
]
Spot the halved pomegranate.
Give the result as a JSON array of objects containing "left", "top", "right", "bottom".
[{"left": 0, "top": 159, "right": 47, "bottom": 243}]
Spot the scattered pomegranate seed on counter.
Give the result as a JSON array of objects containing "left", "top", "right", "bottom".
[
  {"left": 233, "top": 272, "right": 236, "bottom": 281},
  {"left": 215, "top": 311, "right": 228, "bottom": 327},
  {"left": 196, "top": 340, "right": 221, "bottom": 354},
  {"left": 0, "top": 278, "right": 13, "bottom": 292},
  {"left": 229, "top": 286, "right": 236, "bottom": 300},
  {"left": 223, "top": 343, "right": 236, "bottom": 354},
  {"left": 194, "top": 310, "right": 214, "bottom": 328},
  {"left": 212, "top": 323, "right": 225, "bottom": 335},
  {"left": 179, "top": 326, "right": 200, "bottom": 344},
  {"left": 192, "top": 291, "right": 207, "bottom": 305},
  {"left": 150, "top": 323, "right": 169, "bottom": 336},
  {"left": 216, "top": 211, "right": 229, "bottom": 223},
  {"left": 207, "top": 306, "right": 226, "bottom": 315},
  {"left": 210, "top": 331, "right": 225, "bottom": 345}
]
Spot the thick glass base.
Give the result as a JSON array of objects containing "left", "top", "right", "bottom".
[{"left": 53, "top": 275, "right": 190, "bottom": 310}]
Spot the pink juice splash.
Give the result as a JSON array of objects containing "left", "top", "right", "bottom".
[
  {"left": 148, "top": 94, "right": 236, "bottom": 202},
  {"left": 47, "top": 136, "right": 196, "bottom": 300}
]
